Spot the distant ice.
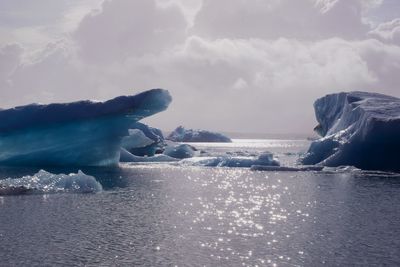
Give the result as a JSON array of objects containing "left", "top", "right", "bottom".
[
  {"left": 167, "top": 126, "right": 232, "bottom": 143},
  {"left": 163, "top": 144, "right": 196, "bottom": 159}
]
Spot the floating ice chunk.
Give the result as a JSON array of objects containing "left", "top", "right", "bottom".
[
  {"left": 163, "top": 144, "right": 196, "bottom": 159},
  {"left": 121, "top": 129, "right": 155, "bottom": 150},
  {"left": 167, "top": 126, "right": 231, "bottom": 143},
  {"left": 120, "top": 148, "right": 178, "bottom": 163},
  {"left": 302, "top": 91, "right": 400, "bottom": 171},
  {"left": 180, "top": 152, "right": 279, "bottom": 168},
  {"left": 251, "top": 165, "right": 323, "bottom": 172},
  {"left": 0, "top": 89, "right": 171, "bottom": 167},
  {"left": 0, "top": 170, "right": 102, "bottom": 195},
  {"left": 124, "top": 122, "right": 165, "bottom": 157}
]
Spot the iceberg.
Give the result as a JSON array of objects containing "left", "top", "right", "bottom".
[
  {"left": 301, "top": 91, "right": 400, "bottom": 171},
  {"left": 163, "top": 144, "right": 196, "bottom": 159},
  {"left": 181, "top": 152, "right": 279, "bottom": 168},
  {"left": 251, "top": 165, "right": 323, "bottom": 172},
  {"left": 0, "top": 89, "right": 171, "bottom": 167},
  {"left": 120, "top": 148, "right": 178, "bottom": 163},
  {"left": 122, "top": 122, "right": 165, "bottom": 157},
  {"left": 0, "top": 170, "right": 102, "bottom": 195},
  {"left": 167, "top": 126, "right": 232, "bottom": 143},
  {"left": 121, "top": 129, "right": 155, "bottom": 150}
]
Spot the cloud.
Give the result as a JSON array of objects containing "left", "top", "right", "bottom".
[
  {"left": 74, "top": 0, "right": 187, "bottom": 63},
  {"left": 140, "top": 36, "right": 399, "bottom": 132},
  {"left": 191, "top": 0, "right": 379, "bottom": 40},
  {"left": 1, "top": 0, "right": 400, "bottom": 134},
  {"left": 369, "top": 18, "right": 400, "bottom": 45},
  {"left": 0, "top": 44, "right": 23, "bottom": 104},
  {"left": 0, "top": 0, "right": 104, "bottom": 49}
]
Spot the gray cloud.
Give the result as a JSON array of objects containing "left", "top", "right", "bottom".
[
  {"left": 191, "top": 0, "right": 376, "bottom": 40},
  {"left": 1, "top": 0, "right": 400, "bottom": 134},
  {"left": 369, "top": 18, "right": 400, "bottom": 45},
  {"left": 74, "top": 0, "right": 187, "bottom": 63}
]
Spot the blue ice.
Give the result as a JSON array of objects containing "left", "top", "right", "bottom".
[{"left": 0, "top": 89, "right": 171, "bottom": 167}]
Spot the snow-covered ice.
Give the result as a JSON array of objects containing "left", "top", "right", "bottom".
[
  {"left": 0, "top": 170, "right": 102, "bottom": 195},
  {"left": 302, "top": 91, "right": 400, "bottom": 171}
]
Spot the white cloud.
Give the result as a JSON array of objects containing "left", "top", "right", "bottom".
[
  {"left": 74, "top": 0, "right": 187, "bottom": 63},
  {"left": 1, "top": 0, "right": 400, "bottom": 134},
  {"left": 191, "top": 0, "right": 380, "bottom": 40},
  {"left": 369, "top": 18, "right": 400, "bottom": 45}
]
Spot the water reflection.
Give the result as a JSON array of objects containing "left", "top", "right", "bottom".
[{"left": 1, "top": 163, "right": 400, "bottom": 266}]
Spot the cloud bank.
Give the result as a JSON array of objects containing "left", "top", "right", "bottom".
[{"left": 1, "top": 0, "right": 400, "bottom": 134}]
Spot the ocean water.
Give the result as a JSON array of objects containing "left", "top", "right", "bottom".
[{"left": 1, "top": 139, "right": 400, "bottom": 266}]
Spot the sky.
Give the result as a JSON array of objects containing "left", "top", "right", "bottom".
[{"left": 1, "top": 0, "right": 400, "bottom": 135}]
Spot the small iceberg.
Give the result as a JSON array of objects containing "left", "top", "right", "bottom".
[
  {"left": 167, "top": 126, "right": 232, "bottom": 143},
  {"left": 163, "top": 144, "right": 196, "bottom": 159},
  {"left": 120, "top": 148, "right": 179, "bottom": 163},
  {"left": 122, "top": 122, "right": 165, "bottom": 157},
  {"left": 180, "top": 152, "right": 279, "bottom": 168},
  {"left": 0, "top": 170, "right": 102, "bottom": 195}
]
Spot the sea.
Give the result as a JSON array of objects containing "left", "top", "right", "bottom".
[{"left": 1, "top": 139, "right": 400, "bottom": 266}]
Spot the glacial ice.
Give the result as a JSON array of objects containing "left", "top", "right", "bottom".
[
  {"left": 120, "top": 148, "right": 178, "bottom": 163},
  {"left": 0, "top": 89, "right": 171, "bottom": 167},
  {"left": 181, "top": 152, "right": 279, "bottom": 168},
  {"left": 163, "top": 144, "right": 196, "bottom": 159},
  {"left": 0, "top": 170, "right": 102, "bottom": 195},
  {"left": 301, "top": 91, "right": 400, "bottom": 171},
  {"left": 121, "top": 129, "right": 155, "bottom": 150},
  {"left": 167, "top": 126, "right": 232, "bottom": 143},
  {"left": 251, "top": 165, "right": 323, "bottom": 172},
  {"left": 124, "top": 122, "right": 165, "bottom": 157}
]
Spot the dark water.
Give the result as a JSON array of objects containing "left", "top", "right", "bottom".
[{"left": 1, "top": 140, "right": 400, "bottom": 266}]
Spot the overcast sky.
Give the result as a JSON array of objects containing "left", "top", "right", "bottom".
[{"left": 1, "top": 0, "right": 400, "bottom": 134}]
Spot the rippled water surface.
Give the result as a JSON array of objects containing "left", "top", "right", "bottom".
[{"left": 1, "top": 139, "right": 400, "bottom": 266}]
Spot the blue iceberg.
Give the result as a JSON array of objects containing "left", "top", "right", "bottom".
[
  {"left": 0, "top": 89, "right": 172, "bottom": 167},
  {"left": 301, "top": 91, "right": 400, "bottom": 171},
  {"left": 167, "top": 126, "right": 232, "bottom": 143}
]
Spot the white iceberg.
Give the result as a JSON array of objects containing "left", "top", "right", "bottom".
[
  {"left": 120, "top": 148, "right": 178, "bottom": 163},
  {"left": 301, "top": 91, "right": 400, "bottom": 171},
  {"left": 167, "top": 126, "right": 232, "bottom": 143},
  {"left": 0, "top": 89, "right": 171, "bottom": 167},
  {"left": 121, "top": 129, "right": 155, "bottom": 150},
  {"left": 0, "top": 170, "right": 102, "bottom": 195},
  {"left": 181, "top": 152, "right": 279, "bottom": 168},
  {"left": 163, "top": 144, "right": 196, "bottom": 159},
  {"left": 122, "top": 122, "right": 165, "bottom": 157}
]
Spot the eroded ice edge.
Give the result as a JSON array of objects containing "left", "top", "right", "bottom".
[
  {"left": 0, "top": 89, "right": 171, "bottom": 195},
  {"left": 0, "top": 88, "right": 171, "bottom": 167},
  {"left": 301, "top": 91, "right": 400, "bottom": 172},
  {"left": 0, "top": 170, "right": 102, "bottom": 195}
]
